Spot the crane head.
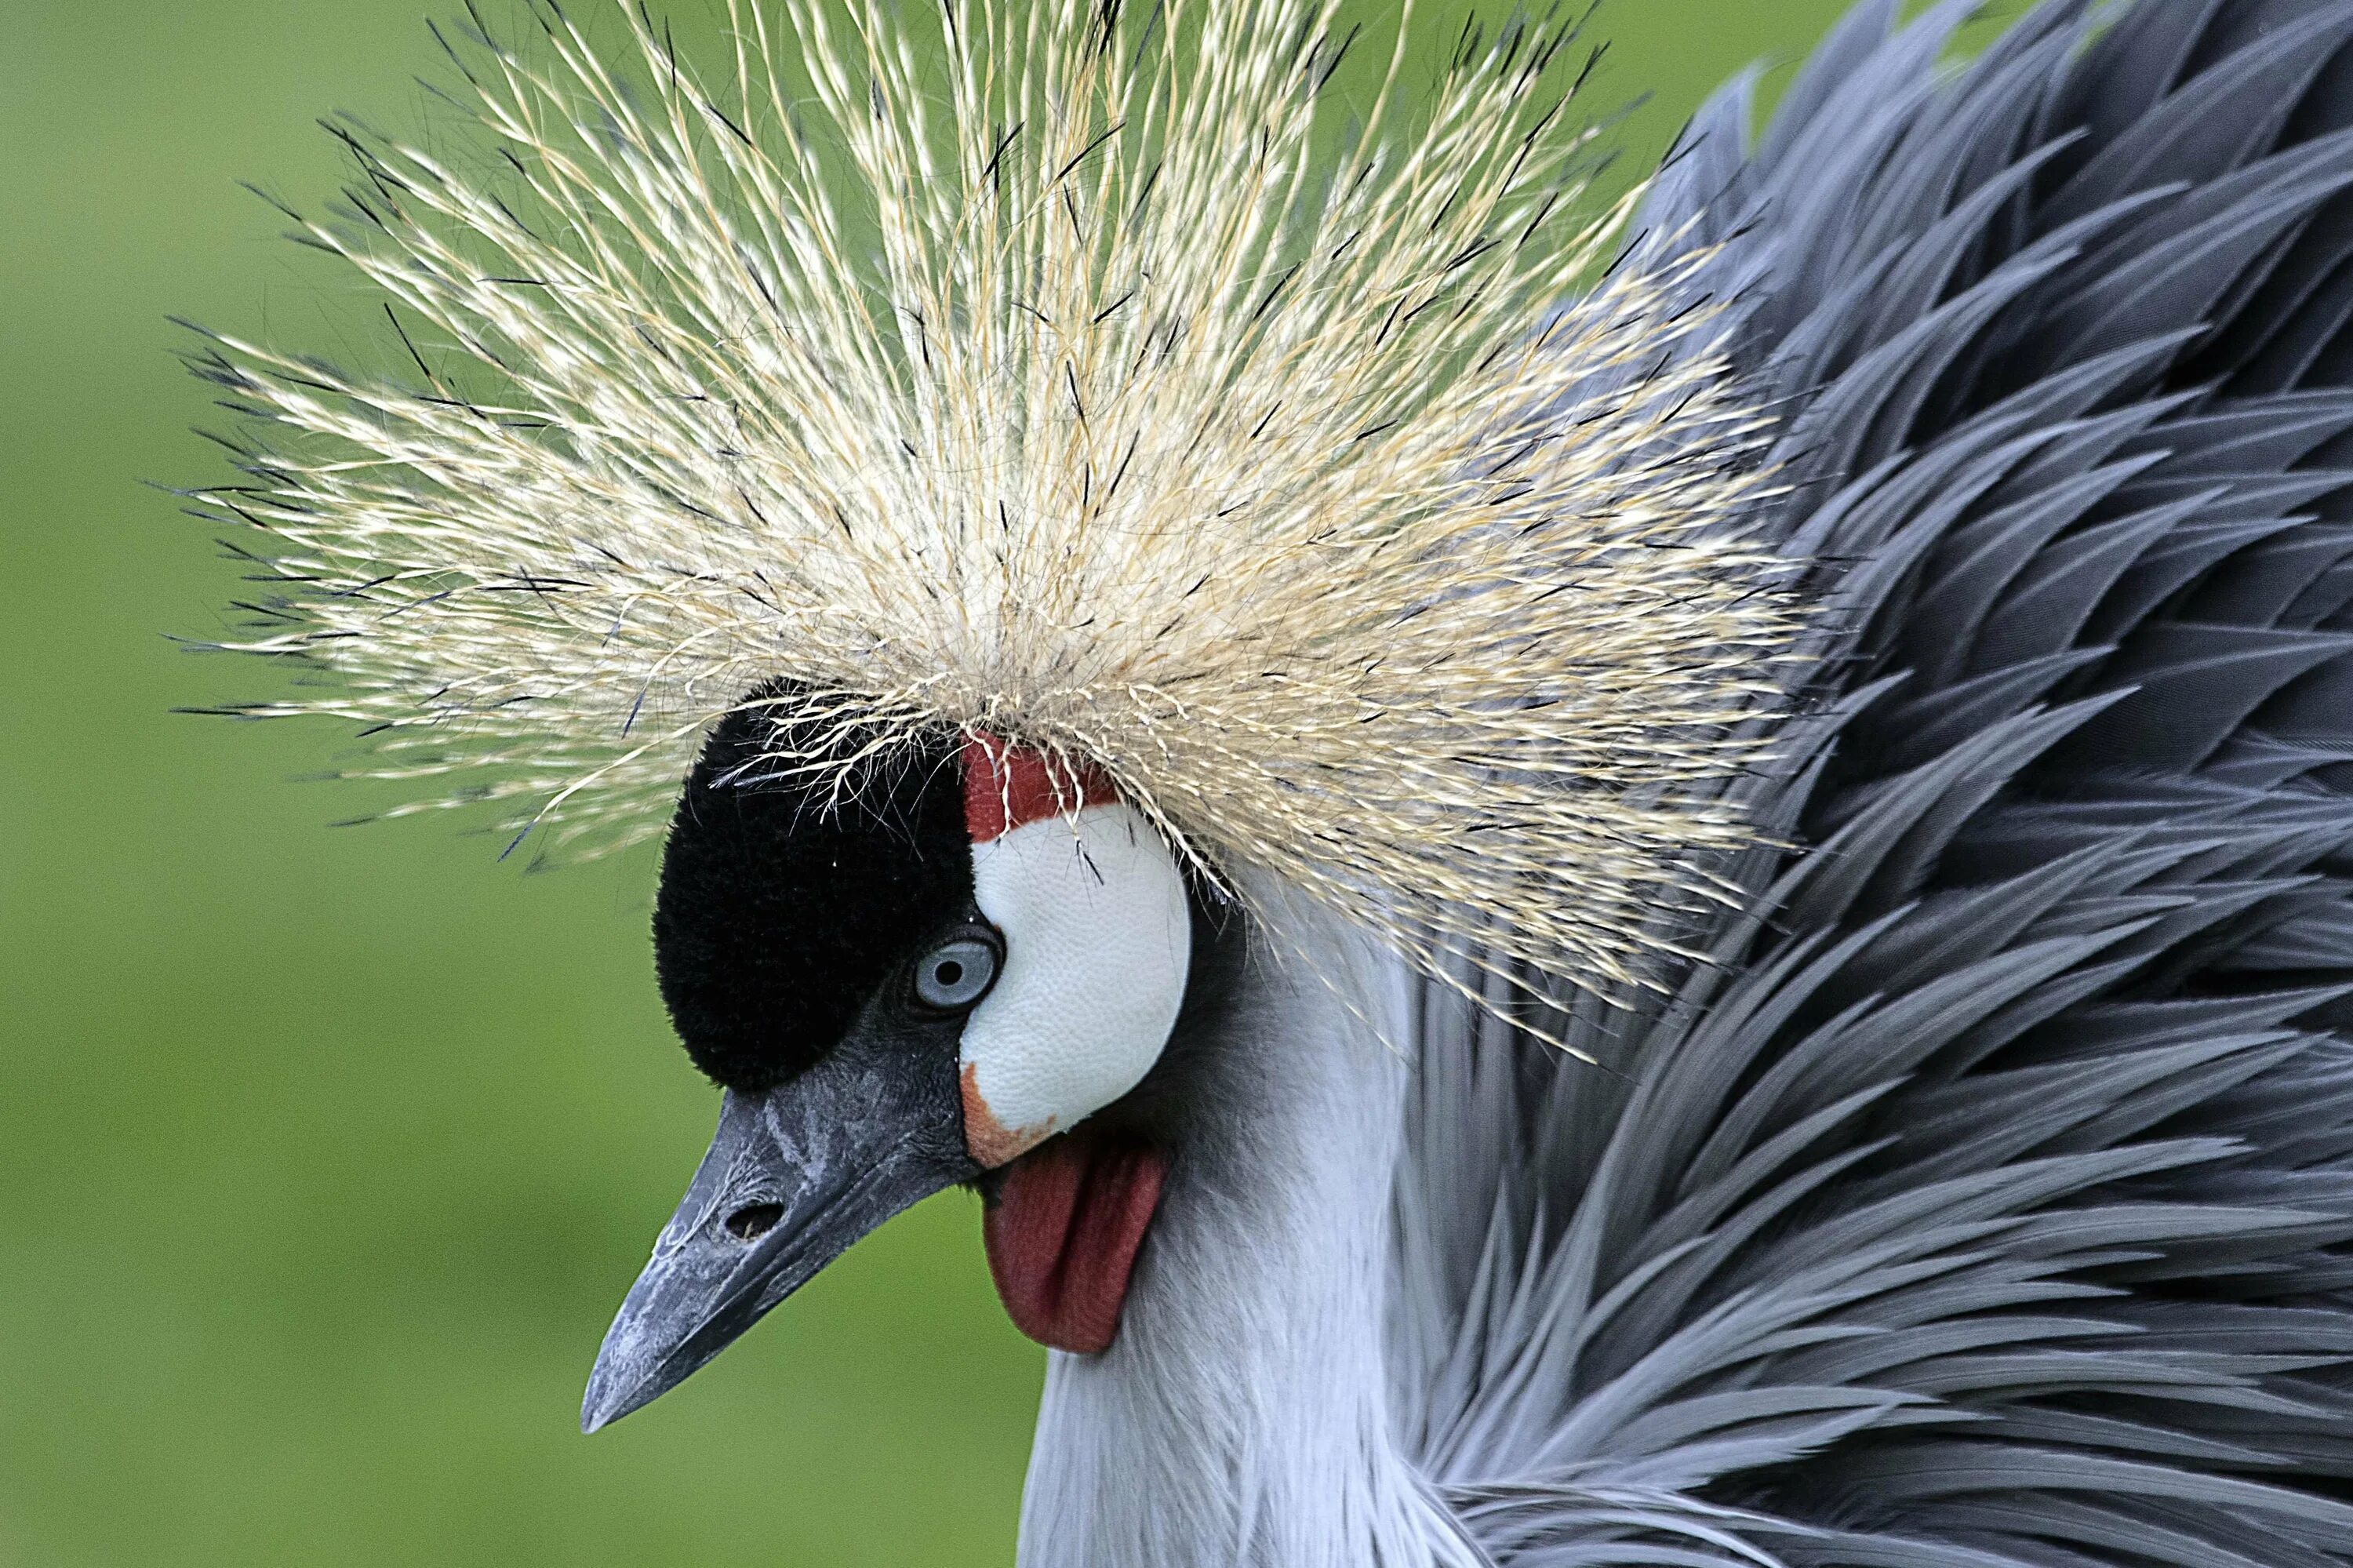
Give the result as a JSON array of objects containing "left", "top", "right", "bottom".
[
  {"left": 581, "top": 689, "right": 1193, "bottom": 1431},
  {"left": 182, "top": 0, "right": 1801, "bottom": 1442}
]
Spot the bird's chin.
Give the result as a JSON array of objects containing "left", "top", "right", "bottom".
[{"left": 981, "top": 1127, "right": 1166, "bottom": 1354}]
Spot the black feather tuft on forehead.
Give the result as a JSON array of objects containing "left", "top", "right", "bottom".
[{"left": 653, "top": 687, "right": 970, "bottom": 1093}]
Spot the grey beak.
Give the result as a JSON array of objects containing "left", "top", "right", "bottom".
[{"left": 582, "top": 1031, "right": 973, "bottom": 1432}]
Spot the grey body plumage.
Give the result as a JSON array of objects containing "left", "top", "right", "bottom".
[{"left": 1040, "top": 2, "right": 2353, "bottom": 1561}]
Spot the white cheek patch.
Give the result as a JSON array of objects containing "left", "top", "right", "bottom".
[{"left": 958, "top": 802, "right": 1191, "bottom": 1168}]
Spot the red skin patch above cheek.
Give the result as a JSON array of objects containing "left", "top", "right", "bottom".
[
  {"left": 961, "top": 733, "right": 1118, "bottom": 842},
  {"left": 983, "top": 1130, "right": 1166, "bottom": 1355}
]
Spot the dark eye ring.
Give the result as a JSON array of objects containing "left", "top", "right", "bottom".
[{"left": 912, "top": 932, "right": 1002, "bottom": 1013}]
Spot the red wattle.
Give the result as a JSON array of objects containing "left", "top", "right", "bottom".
[{"left": 982, "top": 1131, "right": 1164, "bottom": 1354}]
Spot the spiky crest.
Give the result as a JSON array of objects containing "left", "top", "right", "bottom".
[{"left": 187, "top": 0, "right": 1797, "bottom": 1013}]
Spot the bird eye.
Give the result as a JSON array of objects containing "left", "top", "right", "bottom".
[{"left": 913, "top": 934, "right": 1001, "bottom": 1013}]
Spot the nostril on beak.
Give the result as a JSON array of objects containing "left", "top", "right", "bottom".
[{"left": 726, "top": 1202, "right": 785, "bottom": 1242}]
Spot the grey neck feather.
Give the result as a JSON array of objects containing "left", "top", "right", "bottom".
[{"left": 1015, "top": 886, "right": 1484, "bottom": 1568}]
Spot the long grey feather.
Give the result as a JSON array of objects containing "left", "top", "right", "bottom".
[{"left": 1395, "top": 3, "right": 2353, "bottom": 1562}]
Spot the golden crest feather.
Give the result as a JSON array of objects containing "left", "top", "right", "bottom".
[{"left": 191, "top": 0, "right": 1796, "bottom": 1016}]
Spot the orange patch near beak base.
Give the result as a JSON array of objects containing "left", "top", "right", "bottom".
[{"left": 961, "top": 1060, "right": 1053, "bottom": 1170}]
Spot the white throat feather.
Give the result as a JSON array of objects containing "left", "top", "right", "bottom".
[{"left": 1018, "top": 881, "right": 1483, "bottom": 1568}]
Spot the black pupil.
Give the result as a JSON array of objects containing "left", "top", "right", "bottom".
[{"left": 936, "top": 959, "right": 964, "bottom": 986}]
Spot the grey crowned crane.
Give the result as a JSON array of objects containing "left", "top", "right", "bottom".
[{"left": 188, "top": 0, "right": 2353, "bottom": 1561}]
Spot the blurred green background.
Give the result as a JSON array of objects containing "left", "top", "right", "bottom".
[{"left": 1, "top": 2, "right": 2020, "bottom": 1564}]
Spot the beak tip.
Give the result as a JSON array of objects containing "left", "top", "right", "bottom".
[{"left": 580, "top": 1362, "right": 649, "bottom": 1435}]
